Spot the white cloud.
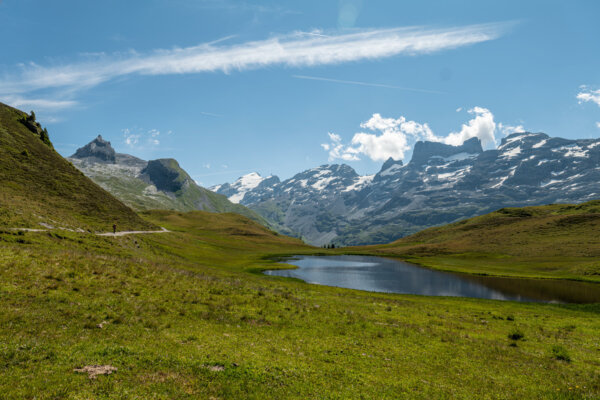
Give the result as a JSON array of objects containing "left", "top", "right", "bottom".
[
  {"left": 596, "top": 122, "right": 600, "bottom": 129},
  {"left": 123, "top": 128, "right": 162, "bottom": 147},
  {"left": 443, "top": 107, "right": 497, "bottom": 148},
  {"left": 1, "top": 95, "right": 77, "bottom": 111},
  {"left": 322, "top": 131, "right": 360, "bottom": 161},
  {"left": 498, "top": 122, "right": 525, "bottom": 137},
  {"left": 323, "top": 107, "right": 524, "bottom": 162},
  {"left": 577, "top": 86, "right": 600, "bottom": 107},
  {"left": 0, "top": 23, "right": 510, "bottom": 98},
  {"left": 322, "top": 114, "right": 437, "bottom": 161}
]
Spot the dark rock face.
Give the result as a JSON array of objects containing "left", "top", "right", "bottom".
[
  {"left": 380, "top": 157, "right": 403, "bottom": 172},
  {"left": 214, "top": 132, "right": 600, "bottom": 246},
  {"left": 72, "top": 135, "right": 116, "bottom": 163},
  {"left": 141, "top": 159, "right": 188, "bottom": 193},
  {"left": 410, "top": 137, "right": 483, "bottom": 166}
]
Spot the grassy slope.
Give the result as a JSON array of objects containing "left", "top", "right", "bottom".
[
  {"left": 0, "top": 103, "right": 154, "bottom": 232},
  {"left": 352, "top": 201, "right": 600, "bottom": 282},
  {"left": 0, "top": 210, "right": 598, "bottom": 399},
  {"left": 70, "top": 157, "right": 271, "bottom": 227}
]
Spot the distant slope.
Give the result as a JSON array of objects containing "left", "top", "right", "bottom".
[
  {"left": 68, "top": 136, "right": 269, "bottom": 226},
  {"left": 0, "top": 103, "right": 154, "bottom": 231},
  {"left": 364, "top": 200, "right": 600, "bottom": 281}
]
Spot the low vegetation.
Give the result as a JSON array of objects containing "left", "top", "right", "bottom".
[
  {"left": 0, "top": 102, "right": 153, "bottom": 232},
  {"left": 0, "top": 210, "right": 598, "bottom": 399}
]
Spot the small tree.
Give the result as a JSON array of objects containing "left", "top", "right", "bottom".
[{"left": 29, "top": 111, "right": 36, "bottom": 121}]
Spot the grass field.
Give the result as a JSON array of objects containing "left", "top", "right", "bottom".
[{"left": 1, "top": 210, "right": 598, "bottom": 399}]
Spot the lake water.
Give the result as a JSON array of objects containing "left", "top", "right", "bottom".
[{"left": 264, "top": 255, "right": 600, "bottom": 303}]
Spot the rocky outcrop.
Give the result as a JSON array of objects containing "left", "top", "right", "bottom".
[
  {"left": 410, "top": 137, "right": 483, "bottom": 166},
  {"left": 72, "top": 135, "right": 116, "bottom": 163},
  {"left": 141, "top": 158, "right": 190, "bottom": 193}
]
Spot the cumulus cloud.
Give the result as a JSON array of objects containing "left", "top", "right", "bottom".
[
  {"left": 323, "top": 107, "right": 523, "bottom": 162},
  {"left": 577, "top": 86, "right": 600, "bottom": 107},
  {"left": 444, "top": 107, "right": 496, "bottom": 148},
  {"left": 322, "top": 114, "right": 437, "bottom": 161}
]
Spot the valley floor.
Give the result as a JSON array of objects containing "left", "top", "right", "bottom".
[{"left": 0, "top": 211, "right": 598, "bottom": 399}]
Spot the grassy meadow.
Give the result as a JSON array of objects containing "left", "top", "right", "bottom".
[{"left": 1, "top": 210, "right": 599, "bottom": 399}]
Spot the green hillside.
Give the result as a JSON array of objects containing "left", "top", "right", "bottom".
[
  {"left": 1, "top": 210, "right": 598, "bottom": 399},
  {"left": 69, "top": 146, "right": 270, "bottom": 227},
  {"left": 361, "top": 200, "right": 600, "bottom": 281},
  {"left": 0, "top": 103, "right": 154, "bottom": 231}
]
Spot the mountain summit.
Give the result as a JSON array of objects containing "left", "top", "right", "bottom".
[
  {"left": 410, "top": 137, "right": 483, "bottom": 166},
  {"left": 72, "top": 135, "right": 117, "bottom": 163}
]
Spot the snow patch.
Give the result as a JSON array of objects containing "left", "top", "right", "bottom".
[
  {"left": 552, "top": 145, "right": 589, "bottom": 158},
  {"left": 227, "top": 172, "right": 268, "bottom": 203},
  {"left": 379, "top": 164, "right": 404, "bottom": 176},
  {"left": 312, "top": 176, "right": 336, "bottom": 191},
  {"left": 343, "top": 175, "right": 374, "bottom": 192},
  {"left": 501, "top": 146, "right": 521, "bottom": 159}
]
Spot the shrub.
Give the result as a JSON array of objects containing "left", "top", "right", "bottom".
[
  {"left": 551, "top": 345, "right": 571, "bottom": 362},
  {"left": 508, "top": 328, "right": 524, "bottom": 341}
]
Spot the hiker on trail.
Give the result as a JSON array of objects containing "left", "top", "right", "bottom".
[{"left": 113, "top": 224, "right": 117, "bottom": 234}]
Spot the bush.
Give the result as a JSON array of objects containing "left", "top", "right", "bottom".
[
  {"left": 551, "top": 345, "right": 571, "bottom": 362},
  {"left": 508, "top": 328, "right": 524, "bottom": 341}
]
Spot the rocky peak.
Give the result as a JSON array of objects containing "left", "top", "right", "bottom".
[
  {"left": 410, "top": 137, "right": 483, "bottom": 166},
  {"left": 71, "top": 135, "right": 116, "bottom": 163},
  {"left": 380, "top": 157, "right": 404, "bottom": 173},
  {"left": 141, "top": 158, "right": 192, "bottom": 193}
]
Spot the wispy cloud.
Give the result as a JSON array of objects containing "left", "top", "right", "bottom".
[
  {"left": 0, "top": 23, "right": 511, "bottom": 101},
  {"left": 577, "top": 86, "right": 600, "bottom": 107},
  {"left": 292, "top": 75, "right": 445, "bottom": 94},
  {"left": 199, "top": 111, "right": 224, "bottom": 117},
  {"left": 123, "top": 128, "right": 164, "bottom": 148},
  {"left": 1, "top": 95, "right": 77, "bottom": 111}
]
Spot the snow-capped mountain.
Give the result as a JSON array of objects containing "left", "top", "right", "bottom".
[
  {"left": 210, "top": 172, "right": 280, "bottom": 204},
  {"left": 212, "top": 132, "right": 600, "bottom": 246}
]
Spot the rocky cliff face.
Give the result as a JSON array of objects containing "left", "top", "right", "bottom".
[
  {"left": 213, "top": 132, "right": 600, "bottom": 246},
  {"left": 72, "top": 135, "right": 116, "bottom": 163},
  {"left": 141, "top": 159, "right": 190, "bottom": 193}
]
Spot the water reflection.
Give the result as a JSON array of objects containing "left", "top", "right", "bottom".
[{"left": 264, "top": 255, "right": 600, "bottom": 303}]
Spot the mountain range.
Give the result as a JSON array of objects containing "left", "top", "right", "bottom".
[
  {"left": 212, "top": 132, "right": 600, "bottom": 246},
  {"left": 68, "top": 135, "right": 267, "bottom": 225}
]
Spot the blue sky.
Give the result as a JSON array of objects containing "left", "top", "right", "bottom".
[{"left": 1, "top": 0, "right": 599, "bottom": 186}]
